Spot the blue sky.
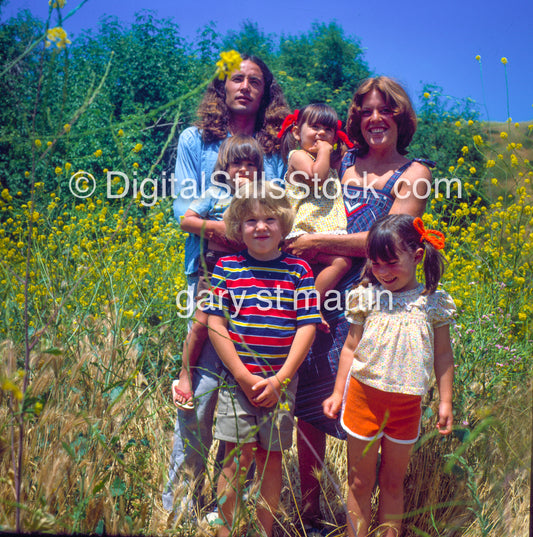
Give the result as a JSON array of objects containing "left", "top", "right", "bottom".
[{"left": 3, "top": 0, "right": 532, "bottom": 122}]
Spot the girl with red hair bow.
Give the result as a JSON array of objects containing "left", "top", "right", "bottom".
[{"left": 278, "top": 103, "right": 354, "bottom": 329}]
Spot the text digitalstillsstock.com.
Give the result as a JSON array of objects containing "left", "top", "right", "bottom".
[{"left": 69, "top": 170, "right": 464, "bottom": 206}]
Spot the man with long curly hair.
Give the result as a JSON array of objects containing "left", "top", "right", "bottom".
[{"left": 164, "top": 55, "right": 289, "bottom": 516}]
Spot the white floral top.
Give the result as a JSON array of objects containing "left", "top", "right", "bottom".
[{"left": 345, "top": 284, "right": 456, "bottom": 396}]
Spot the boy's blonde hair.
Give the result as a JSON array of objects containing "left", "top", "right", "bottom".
[{"left": 223, "top": 181, "right": 295, "bottom": 242}]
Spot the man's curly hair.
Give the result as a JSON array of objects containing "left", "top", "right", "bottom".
[{"left": 195, "top": 54, "right": 289, "bottom": 156}]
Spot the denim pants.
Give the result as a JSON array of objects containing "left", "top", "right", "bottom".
[{"left": 162, "top": 339, "right": 223, "bottom": 511}]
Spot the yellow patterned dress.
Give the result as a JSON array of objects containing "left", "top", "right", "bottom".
[{"left": 284, "top": 150, "right": 347, "bottom": 240}]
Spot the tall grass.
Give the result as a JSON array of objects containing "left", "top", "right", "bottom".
[{"left": 1, "top": 13, "right": 531, "bottom": 536}]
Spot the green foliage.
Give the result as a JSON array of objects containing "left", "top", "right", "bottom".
[
  {"left": 410, "top": 84, "right": 483, "bottom": 176},
  {"left": 276, "top": 22, "right": 370, "bottom": 120}
]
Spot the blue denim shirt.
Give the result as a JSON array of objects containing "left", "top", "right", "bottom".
[{"left": 173, "top": 126, "right": 286, "bottom": 276}]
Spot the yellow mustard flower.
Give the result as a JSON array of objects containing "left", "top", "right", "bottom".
[
  {"left": 501, "top": 57, "right": 508, "bottom": 65},
  {"left": 94, "top": 149, "right": 102, "bottom": 157},
  {"left": 63, "top": 123, "right": 71, "bottom": 133},
  {"left": 118, "top": 129, "right": 124, "bottom": 137},
  {"left": 45, "top": 27, "right": 71, "bottom": 50},
  {"left": 500, "top": 131, "right": 508, "bottom": 139},
  {"left": 133, "top": 143, "right": 143, "bottom": 153},
  {"left": 475, "top": 55, "right": 481, "bottom": 61},
  {"left": 55, "top": 166, "right": 62, "bottom": 175},
  {"left": 35, "top": 139, "right": 42, "bottom": 148},
  {"left": 461, "top": 146, "right": 469, "bottom": 155},
  {"left": 491, "top": 178, "right": 498, "bottom": 185},
  {"left": 423, "top": 92, "right": 430, "bottom": 99},
  {"left": 215, "top": 50, "right": 243, "bottom": 80},
  {"left": 486, "top": 160, "right": 496, "bottom": 168}
]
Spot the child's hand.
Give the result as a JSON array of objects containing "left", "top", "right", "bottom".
[
  {"left": 315, "top": 139, "right": 334, "bottom": 153},
  {"left": 322, "top": 393, "right": 342, "bottom": 419},
  {"left": 251, "top": 376, "right": 281, "bottom": 408},
  {"left": 437, "top": 401, "right": 453, "bottom": 435}
]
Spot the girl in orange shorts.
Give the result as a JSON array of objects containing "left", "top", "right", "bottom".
[{"left": 323, "top": 214, "right": 456, "bottom": 537}]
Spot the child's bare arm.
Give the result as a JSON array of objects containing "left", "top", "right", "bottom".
[
  {"left": 434, "top": 324, "right": 454, "bottom": 435},
  {"left": 181, "top": 208, "right": 236, "bottom": 247},
  {"left": 251, "top": 323, "right": 316, "bottom": 407},
  {"left": 288, "top": 142, "right": 333, "bottom": 183},
  {"left": 323, "top": 323, "right": 362, "bottom": 419}
]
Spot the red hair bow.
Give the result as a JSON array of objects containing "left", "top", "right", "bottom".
[
  {"left": 277, "top": 110, "right": 299, "bottom": 139},
  {"left": 413, "top": 217, "right": 445, "bottom": 250},
  {"left": 336, "top": 120, "right": 354, "bottom": 149}
]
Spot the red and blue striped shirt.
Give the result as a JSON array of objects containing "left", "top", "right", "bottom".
[{"left": 203, "top": 251, "right": 321, "bottom": 376}]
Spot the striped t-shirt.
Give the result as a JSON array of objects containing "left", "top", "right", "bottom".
[{"left": 203, "top": 250, "right": 321, "bottom": 376}]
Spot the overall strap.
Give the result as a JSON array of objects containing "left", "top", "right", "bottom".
[{"left": 382, "top": 158, "right": 436, "bottom": 193}]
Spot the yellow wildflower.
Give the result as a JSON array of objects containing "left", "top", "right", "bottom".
[
  {"left": 472, "top": 134, "right": 483, "bottom": 145},
  {"left": 486, "top": 160, "right": 495, "bottom": 168},
  {"left": 133, "top": 143, "right": 143, "bottom": 153},
  {"left": 491, "top": 178, "right": 498, "bottom": 185},
  {"left": 461, "top": 146, "right": 469, "bottom": 155},
  {"left": 423, "top": 92, "right": 430, "bottom": 99},
  {"left": 118, "top": 129, "right": 124, "bottom": 137},
  {"left": 501, "top": 57, "right": 508, "bottom": 65},
  {"left": 500, "top": 131, "right": 508, "bottom": 139},
  {"left": 469, "top": 167, "right": 476, "bottom": 175},
  {"left": 49, "top": 0, "right": 67, "bottom": 7},
  {"left": 215, "top": 50, "right": 243, "bottom": 80},
  {"left": 63, "top": 123, "right": 71, "bottom": 133},
  {"left": 475, "top": 55, "right": 481, "bottom": 61},
  {"left": 94, "top": 149, "right": 102, "bottom": 157},
  {"left": 45, "top": 27, "right": 71, "bottom": 50},
  {"left": 55, "top": 166, "right": 62, "bottom": 175},
  {"left": 35, "top": 139, "right": 42, "bottom": 148}
]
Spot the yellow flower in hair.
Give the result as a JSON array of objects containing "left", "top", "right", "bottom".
[{"left": 215, "top": 50, "right": 243, "bottom": 80}]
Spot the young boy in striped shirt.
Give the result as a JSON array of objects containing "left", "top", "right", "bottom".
[{"left": 204, "top": 181, "right": 321, "bottom": 537}]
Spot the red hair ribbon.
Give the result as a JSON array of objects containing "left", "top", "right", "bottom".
[
  {"left": 336, "top": 120, "right": 354, "bottom": 149},
  {"left": 277, "top": 110, "right": 299, "bottom": 139},
  {"left": 413, "top": 217, "right": 445, "bottom": 250}
]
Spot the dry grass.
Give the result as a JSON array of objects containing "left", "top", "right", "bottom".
[{"left": 1, "top": 319, "right": 530, "bottom": 536}]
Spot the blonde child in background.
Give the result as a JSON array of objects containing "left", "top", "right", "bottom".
[
  {"left": 173, "top": 135, "right": 263, "bottom": 409},
  {"left": 278, "top": 103, "right": 354, "bottom": 327},
  {"left": 323, "top": 214, "right": 456, "bottom": 537},
  {"left": 204, "top": 181, "right": 321, "bottom": 537}
]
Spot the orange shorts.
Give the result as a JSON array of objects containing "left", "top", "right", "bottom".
[{"left": 341, "top": 376, "right": 422, "bottom": 444}]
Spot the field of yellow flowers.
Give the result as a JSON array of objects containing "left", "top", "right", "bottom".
[{"left": 0, "top": 118, "right": 530, "bottom": 536}]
